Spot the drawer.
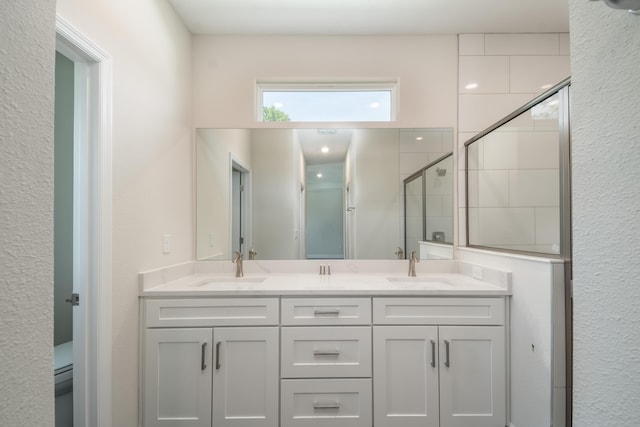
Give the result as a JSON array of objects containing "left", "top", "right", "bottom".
[
  {"left": 281, "top": 327, "right": 372, "bottom": 378},
  {"left": 281, "top": 298, "right": 371, "bottom": 325},
  {"left": 373, "top": 297, "right": 505, "bottom": 325},
  {"left": 145, "top": 298, "right": 279, "bottom": 327},
  {"left": 281, "top": 379, "right": 372, "bottom": 427}
]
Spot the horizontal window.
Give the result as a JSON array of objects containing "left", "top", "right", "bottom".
[{"left": 258, "top": 83, "right": 396, "bottom": 122}]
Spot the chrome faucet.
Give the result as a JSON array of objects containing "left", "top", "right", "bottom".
[
  {"left": 233, "top": 251, "right": 244, "bottom": 277},
  {"left": 408, "top": 250, "right": 419, "bottom": 277}
]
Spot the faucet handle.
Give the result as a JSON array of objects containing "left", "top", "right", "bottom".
[{"left": 233, "top": 251, "right": 242, "bottom": 262}]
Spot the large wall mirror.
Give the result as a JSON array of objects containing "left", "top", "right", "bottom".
[{"left": 196, "top": 127, "right": 453, "bottom": 261}]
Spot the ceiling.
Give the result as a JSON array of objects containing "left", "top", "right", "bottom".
[{"left": 167, "top": 0, "right": 569, "bottom": 36}]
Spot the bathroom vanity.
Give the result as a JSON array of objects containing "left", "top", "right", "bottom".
[{"left": 139, "top": 261, "right": 511, "bottom": 427}]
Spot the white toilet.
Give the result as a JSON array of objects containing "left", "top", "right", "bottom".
[{"left": 54, "top": 341, "right": 73, "bottom": 427}]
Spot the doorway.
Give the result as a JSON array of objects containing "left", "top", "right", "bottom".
[{"left": 55, "top": 16, "right": 112, "bottom": 427}]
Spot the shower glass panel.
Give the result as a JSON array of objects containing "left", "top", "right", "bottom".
[
  {"left": 404, "top": 153, "right": 454, "bottom": 259},
  {"left": 404, "top": 173, "right": 424, "bottom": 258},
  {"left": 465, "top": 79, "right": 570, "bottom": 256}
]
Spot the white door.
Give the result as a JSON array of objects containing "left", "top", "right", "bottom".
[
  {"left": 213, "top": 327, "right": 279, "bottom": 427},
  {"left": 438, "top": 326, "right": 506, "bottom": 427},
  {"left": 373, "top": 326, "right": 440, "bottom": 427},
  {"left": 144, "top": 328, "right": 213, "bottom": 427}
]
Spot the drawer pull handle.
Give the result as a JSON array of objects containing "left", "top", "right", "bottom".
[
  {"left": 201, "top": 342, "right": 207, "bottom": 371},
  {"left": 215, "top": 341, "right": 221, "bottom": 370},
  {"left": 314, "top": 309, "right": 340, "bottom": 316},
  {"left": 430, "top": 340, "right": 436, "bottom": 368},
  {"left": 313, "top": 400, "right": 340, "bottom": 410},
  {"left": 444, "top": 340, "right": 450, "bottom": 368},
  {"left": 313, "top": 349, "right": 341, "bottom": 357}
]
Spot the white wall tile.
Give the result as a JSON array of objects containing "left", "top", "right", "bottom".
[
  {"left": 458, "top": 93, "right": 536, "bottom": 132},
  {"left": 535, "top": 207, "right": 560, "bottom": 246},
  {"left": 458, "top": 170, "right": 468, "bottom": 207},
  {"left": 509, "top": 169, "right": 560, "bottom": 207},
  {"left": 477, "top": 207, "right": 536, "bottom": 245},
  {"left": 485, "top": 34, "right": 560, "bottom": 55},
  {"left": 479, "top": 170, "right": 510, "bottom": 207},
  {"left": 458, "top": 207, "right": 468, "bottom": 246},
  {"left": 510, "top": 56, "right": 571, "bottom": 93},
  {"left": 518, "top": 131, "right": 560, "bottom": 169},
  {"left": 483, "top": 131, "right": 519, "bottom": 169},
  {"left": 459, "top": 34, "right": 485, "bottom": 55},
  {"left": 459, "top": 56, "right": 510, "bottom": 93},
  {"left": 400, "top": 152, "right": 430, "bottom": 174}
]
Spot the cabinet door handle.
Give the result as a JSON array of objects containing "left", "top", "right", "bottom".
[
  {"left": 201, "top": 342, "right": 207, "bottom": 371},
  {"left": 313, "top": 349, "right": 341, "bottom": 357},
  {"left": 313, "top": 400, "right": 340, "bottom": 410},
  {"left": 430, "top": 340, "right": 436, "bottom": 368},
  {"left": 215, "top": 341, "right": 221, "bottom": 370},
  {"left": 314, "top": 309, "right": 340, "bottom": 316},
  {"left": 444, "top": 340, "right": 450, "bottom": 367}
]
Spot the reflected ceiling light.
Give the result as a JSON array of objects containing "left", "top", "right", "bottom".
[
  {"left": 316, "top": 173, "right": 323, "bottom": 178},
  {"left": 465, "top": 83, "right": 479, "bottom": 90},
  {"left": 321, "top": 146, "right": 329, "bottom": 153},
  {"left": 547, "top": 99, "right": 559, "bottom": 106},
  {"left": 370, "top": 102, "right": 380, "bottom": 109},
  {"left": 416, "top": 136, "right": 423, "bottom": 141}
]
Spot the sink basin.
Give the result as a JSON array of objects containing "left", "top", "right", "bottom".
[
  {"left": 196, "top": 277, "right": 266, "bottom": 287},
  {"left": 386, "top": 276, "right": 453, "bottom": 288}
]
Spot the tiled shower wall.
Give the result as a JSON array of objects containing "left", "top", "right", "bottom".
[{"left": 457, "top": 33, "right": 571, "bottom": 246}]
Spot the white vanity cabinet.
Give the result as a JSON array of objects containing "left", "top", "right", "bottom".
[
  {"left": 280, "top": 298, "right": 373, "bottom": 427},
  {"left": 372, "top": 297, "right": 506, "bottom": 427},
  {"left": 142, "top": 298, "right": 280, "bottom": 427}
]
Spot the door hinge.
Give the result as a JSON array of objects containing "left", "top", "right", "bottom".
[{"left": 65, "top": 293, "right": 79, "bottom": 306}]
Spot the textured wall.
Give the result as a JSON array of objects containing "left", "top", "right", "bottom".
[
  {"left": 570, "top": 1, "right": 640, "bottom": 425},
  {"left": 0, "top": 1, "right": 57, "bottom": 426}
]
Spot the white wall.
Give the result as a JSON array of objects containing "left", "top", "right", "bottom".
[
  {"left": 251, "top": 129, "right": 299, "bottom": 259},
  {"left": 0, "top": 1, "right": 57, "bottom": 425},
  {"left": 55, "top": 1, "right": 193, "bottom": 425},
  {"left": 456, "top": 249, "right": 566, "bottom": 427},
  {"left": 569, "top": 1, "right": 640, "bottom": 425},
  {"left": 197, "top": 129, "right": 252, "bottom": 260},
  {"left": 457, "top": 33, "right": 571, "bottom": 247},
  {"left": 192, "top": 35, "right": 459, "bottom": 129}
]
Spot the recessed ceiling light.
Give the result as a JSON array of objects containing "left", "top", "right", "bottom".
[
  {"left": 321, "top": 146, "right": 329, "bottom": 153},
  {"left": 416, "top": 136, "right": 423, "bottom": 141},
  {"left": 316, "top": 173, "right": 323, "bottom": 179},
  {"left": 465, "top": 83, "right": 479, "bottom": 90},
  {"left": 370, "top": 102, "right": 380, "bottom": 109}
]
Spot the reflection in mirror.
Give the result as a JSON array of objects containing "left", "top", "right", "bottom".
[
  {"left": 466, "top": 83, "right": 570, "bottom": 256},
  {"left": 404, "top": 154, "right": 454, "bottom": 260},
  {"left": 196, "top": 128, "right": 453, "bottom": 260}
]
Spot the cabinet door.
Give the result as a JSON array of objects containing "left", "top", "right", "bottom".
[
  {"left": 373, "top": 326, "right": 440, "bottom": 427},
  {"left": 439, "top": 326, "right": 506, "bottom": 427},
  {"left": 144, "top": 328, "right": 212, "bottom": 427},
  {"left": 212, "top": 327, "right": 279, "bottom": 427}
]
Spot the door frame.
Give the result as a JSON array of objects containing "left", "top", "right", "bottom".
[{"left": 55, "top": 16, "right": 113, "bottom": 427}]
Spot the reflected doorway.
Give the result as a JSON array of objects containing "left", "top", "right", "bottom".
[{"left": 231, "top": 161, "right": 250, "bottom": 258}]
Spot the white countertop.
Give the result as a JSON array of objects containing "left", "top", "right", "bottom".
[{"left": 140, "top": 260, "right": 511, "bottom": 297}]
